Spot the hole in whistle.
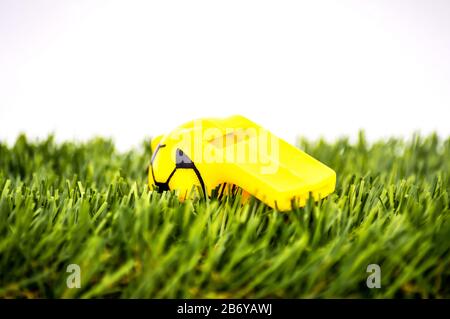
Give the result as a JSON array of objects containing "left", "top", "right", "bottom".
[{"left": 207, "top": 129, "right": 251, "bottom": 147}]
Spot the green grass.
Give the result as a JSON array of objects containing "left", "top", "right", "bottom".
[{"left": 0, "top": 133, "right": 448, "bottom": 298}]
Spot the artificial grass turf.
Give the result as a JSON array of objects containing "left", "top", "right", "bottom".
[{"left": 0, "top": 133, "right": 448, "bottom": 298}]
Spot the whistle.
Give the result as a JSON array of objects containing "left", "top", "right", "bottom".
[{"left": 148, "top": 115, "right": 335, "bottom": 211}]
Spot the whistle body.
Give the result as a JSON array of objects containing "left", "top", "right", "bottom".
[{"left": 149, "top": 115, "right": 336, "bottom": 211}]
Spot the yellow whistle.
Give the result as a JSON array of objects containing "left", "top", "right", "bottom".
[{"left": 148, "top": 115, "right": 336, "bottom": 211}]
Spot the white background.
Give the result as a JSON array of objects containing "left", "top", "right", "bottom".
[{"left": 1, "top": 0, "right": 449, "bottom": 151}]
